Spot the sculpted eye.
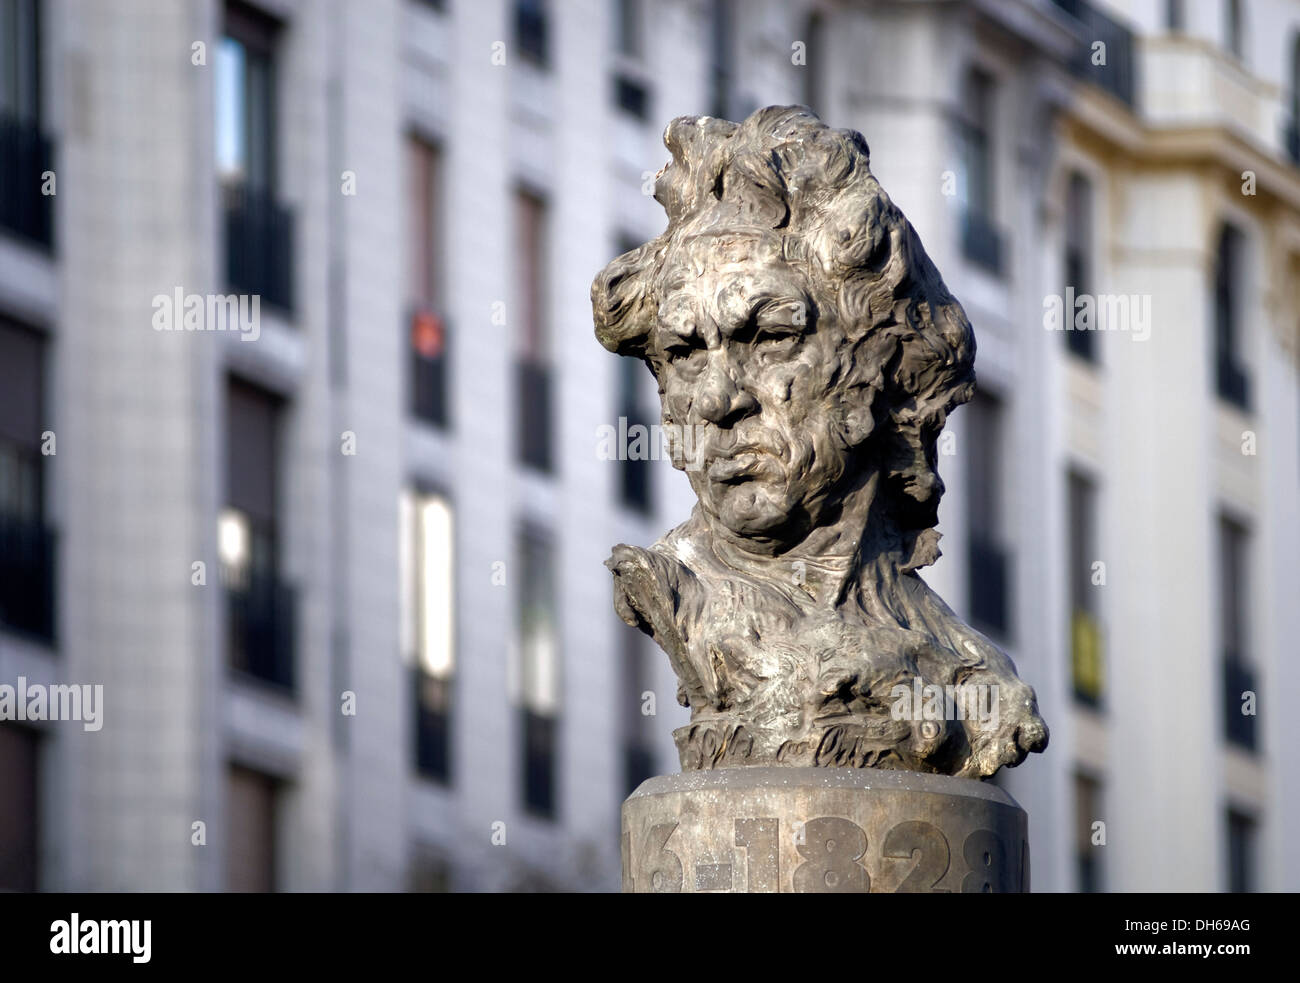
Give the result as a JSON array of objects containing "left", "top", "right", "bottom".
[
  {"left": 755, "top": 330, "right": 799, "bottom": 358},
  {"left": 667, "top": 343, "right": 707, "bottom": 377}
]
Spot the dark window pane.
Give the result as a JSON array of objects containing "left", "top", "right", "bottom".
[
  {"left": 614, "top": 0, "right": 641, "bottom": 58},
  {"left": 521, "top": 707, "right": 556, "bottom": 817},
  {"left": 1074, "top": 772, "right": 1102, "bottom": 893},
  {"left": 614, "top": 74, "right": 649, "bottom": 120},
  {"left": 514, "top": 0, "right": 548, "bottom": 66},
  {"left": 1214, "top": 225, "right": 1250, "bottom": 411},
  {"left": 414, "top": 669, "right": 452, "bottom": 782},
  {"left": 226, "top": 765, "right": 278, "bottom": 892},
  {"left": 0, "top": 0, "right": 52, "bottom": 249},
  {"left": 708, "top": 0, "right": 732, "bottom": 119},
  {"left": 0, "top": 725, "right": 39, "bottom": 890},
  {"left": 967, "top": 392, "right": 1012, "bottom": 638},
  {"left": 618, "top": 358, "right": 653, "bottom": 513},
  {"left": 1226, "top": 808, "right": 1254, "bottom": 892},
  {"left": 1064, "top": 173, "right": 1095, "bottom": 362}
]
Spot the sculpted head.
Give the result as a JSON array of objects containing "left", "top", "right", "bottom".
[{"left": 593, "top": 107, "right": 975, "bottom": 562}]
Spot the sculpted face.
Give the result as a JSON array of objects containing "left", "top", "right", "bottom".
[{"left": 649, "top": 244, "right": 861, "bottom": 552}]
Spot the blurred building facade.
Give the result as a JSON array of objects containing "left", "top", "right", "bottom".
[{"left": 0, "top": 0, "right": 1297, "bottom": 892}]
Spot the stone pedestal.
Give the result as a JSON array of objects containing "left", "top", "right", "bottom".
[{"left": 621, "top": 767, "right": 1028, "bottom": 893}]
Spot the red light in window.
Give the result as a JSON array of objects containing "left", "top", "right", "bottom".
[{"left": 412, "top": 310, "right": 444, "bottom": 359}]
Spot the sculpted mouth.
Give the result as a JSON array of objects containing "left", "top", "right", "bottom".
[{"left": 707, "top": 448, "right": 780, "bottom": 483}]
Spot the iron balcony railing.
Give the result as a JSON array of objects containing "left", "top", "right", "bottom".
[
  {"left": 225, "top": 569, "right": 296, "bottom": 691},
  {"left": 0, "top": 511, "right": 56, "bottom": 643},
  {"left": 1051, "top": 0, "right": 1138, "bottom": 109},
  {"left": 0, "top": 111, "right": 54, "bottom": 249},
  {"left": 223, "top": 182, "right": 295, "bottom": 314}
]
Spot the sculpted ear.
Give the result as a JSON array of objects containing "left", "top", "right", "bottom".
[{"left": 838, "top": 390, "right": 876, "bottom": 447}]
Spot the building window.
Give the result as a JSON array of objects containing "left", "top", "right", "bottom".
[
  {"left": 217, "top": 2, "right": 293, "bottom": 311},
  {"left": 708, "top": 0, "right": 733, "bottom": 120},
  {"left": 226, "top": 765, "right": 279, "bottom": 892},
  {"left": 1064, "top": 172, "right": 1096, "bottom": 363},
  {"left": 1214, "top": 224, "right": 1250, "bottom": 411},
  {"left": 617, "top": 353, "right": 654, "bottom": 515},
  {"left": 1165, "top": 0, "right": 1184, "bottom": 32},
  {"left": 515, "top": 189, "right": 553, "bottom": 474},
  {"left": 223, "top": 378, "right": 295, "bottom": 690},
  {"left": 0, "top": 317, "right": 54, "bottom": 642},
  {"left": 401, "top": 488, "right": 455, "bottom": 783},
  {"left": 621, "top": 631, "right": 657, "bottom": 795},
  {"left": 1225, "top": 0, "right": 1243, "bottom": 60},
  {"left": 1219, "top": 515, "right": 1256, "bottom": 751},
  {"left": 800, "top": 11, "right": 825, "bottom": 118},
  {"left": 966, "top": 391, "right": 1011, "bottom": 639},
  {"left": 1226, "top": 807, "right": 1255, "bottom": 892},
  {"left": 407, "top": 135, "right": 449, "bottom": 428},
  {"left": 0, "top": 0, "right": 53, "bottom": 247},
  {"left": 611, "top": 0, "right": 651, "bottom": 121},
  {"left": 0, "top": 725, "right": 40, "bottom": 890},
  {"left": 514, "top": 0, "right": 549, "bottom": 68},
  {"left": 517, "top": 526, "right": 559, "bottom": 818},
  {"left": 957, "top": 67, "right": 1002, "bottom": 276},
  {"left": 1068, "top": 470, "right": 1103, "bottom": 708},
  {"left": 1286, "top": 35, "right": 1300, "bottom": 165},
  {"left": 1074, "top": 772, "right": 1103, "bottom": 893}
]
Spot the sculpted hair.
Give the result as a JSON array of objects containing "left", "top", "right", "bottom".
[{"left": 591, "top": 105, "right": 975, "bottom": 572}]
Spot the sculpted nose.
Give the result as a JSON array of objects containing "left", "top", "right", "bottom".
[{"left": 695, "top": 363, "right": 757, "bottom": 425}]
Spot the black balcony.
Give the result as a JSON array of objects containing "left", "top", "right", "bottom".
[
  {"left": 226, "top": 571, "right": 296, "bottom": 691},
  {"left": 1216, "top": 354, "right": 1251, "bottom": 413},
  {"left": 962, "top": 209, "right": 1003, "bottom": 277},
  {"left": 1223, "top": 657, "right": 1257, "bottom": 751},
  {"left": 1051, "top": 0, "right": 1138, "bottom": 109},
  {"left": 223, "top": 182, "right": 294, "bottom": 314},
  {"left": 516, "top": 359, "right": 554, "bottom": 474},
  {"left": 521, "top": 707, "right": 556, "bottom": 818},
  {"left": 414, "top": 669, "right": 452, "bottom": 782},
  {"left": 410, "top": 310, "right": 450, "bottom": 428},
  {"left": 0, "top": 112, "right": 54, "bottom": 250},
  {"left": 969, "top": 538, "right": 1011, "bottom": 639},
  {"left": 0, "top": 512, "right": 56, "bottom": 643}
]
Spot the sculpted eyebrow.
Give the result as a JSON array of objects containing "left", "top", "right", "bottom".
[{"left": 752, "top": 297, "right": 811, "bottom": 333}]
